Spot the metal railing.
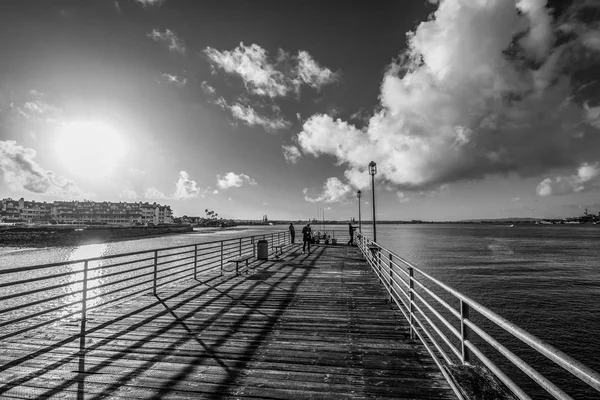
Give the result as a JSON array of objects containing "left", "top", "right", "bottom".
[
  {"left": 0, "top": 230, "right": 290, "bottom": 342},
  {"left": 356, "top": 233, "right": 600, "bottom": 400}
]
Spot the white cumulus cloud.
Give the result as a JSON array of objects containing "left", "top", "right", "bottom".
[
  {"left": 147, "top": 29, "right": 185, "bottom": 54},
  {"left": 215, "top": 97, "right": 290, "bottom": 132},
  {"left": 217, "top": 172, "right": 257, "bottom": 189},
  {"left": 173, "top": 171, "right": 200, "bottom": 199},
  {"left": 304, "top": 177, "right": 354, "bottom": 203},
  {"left": 282, "top": 145, "right": 301, "bottom": 164},
  {"left": 0, "top": 140, "right": 88, "bottom": 197},
  {"left": 161, "top": 73, "right": 187, "bottom": 86},
  {"left": 144, "top": 187, "right": 167, "bottom": 200},
  {"left": 205, "top": 43, "right": 338, "bottom": 98},
  {"left": 537, "top": 162, "right": 600, "bottom": 196},
  {"left": 294, "top": 0, "right": 600, "bottom": 193}
]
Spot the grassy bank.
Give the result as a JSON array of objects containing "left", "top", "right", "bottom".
[{"left": 0, "top": 225, "right": 194, "bottom": 248}]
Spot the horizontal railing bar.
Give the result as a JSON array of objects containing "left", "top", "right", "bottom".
[
  {"left": 413, "top": 309, "right": 455, "bottom": 365},
  {"left": 158, "top": 260, "right": 195, "bottom": 277},
  {"left": 156, "top": 248, "right": 195, "bottom": 259},
  {"left": 464, "top": 320, "right": 572, "bottom": 400},
  {"left": 412, "top": 290, "right": 462, "bottom": 341},
  {"left": 87, "top": 255, "right": 155, "bottom": 272},
  {"left": 0, "top": 296, "right": 83, "bottom": 328},
  {"left": 413, "top": 300, "right": 462, "bottom": 361},
  {"left": 0, "top": 287, "right": 83, "bottom": 315},
  {"left": 0, "top": 278, "right": 84, "bottom": 303},
  {"left": 86, "top": 277, "right": 154, "bottom": 304},
  {"left": 412, "top": 279, "right": 461, "bottom": 320},
  {"left": 90, "top": 270, "right": 155, "bottom": 292},
  {"left": 465, "top": 341, "right": 534, "bottom": 400},
  {"left": 412, "top": 322, "right": 466, "bottom": 400},
  {"left": 88, "top": 263, "right": 153, "bottom": 282},
  {"left": 0, "top": 269, "right": 78, "bottom": 289},
  {"left": 155, "top": 254, "right": 195, "bottom": 268}
]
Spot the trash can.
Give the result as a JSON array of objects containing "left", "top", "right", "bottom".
[{"left": 257, "top": 239, "right": 268, "bottom": 260}]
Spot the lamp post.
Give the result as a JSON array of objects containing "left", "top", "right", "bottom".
[
  {"left": 369, "top": 161, "right": 377, "bottom": 242},
  {"left": 357, "top": 190, "right": 362, "bottom": 233}
]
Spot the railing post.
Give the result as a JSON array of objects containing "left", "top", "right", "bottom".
[
  {"left": 153, "top": 250, "right": 158, "bottom": 296},
  {"left": 81, "top": 260, "right": 89, "bottom": 327},
  {"left": 460, "top": 300, "right": 471, "bottom": 364},
  {"left": 409, "top": 266, "right": 415, "bottom": 340},
  {"left": 193, "top": 244, "right": 198, "bottom": 280},
  {"left": 271, "top": 233, "right": 274, "bottom": 251},
  {"left": 252, "top": 236, "right": 255, "bottom": 258},
  {"left": 388, "top": 253, "right": 393, "bottom": 303},
  {"left": 239, "top": 237, "right": 242, "bottom": 257},
  {"left": 220, "top": 241, "right": 224, "bottom": 275}
]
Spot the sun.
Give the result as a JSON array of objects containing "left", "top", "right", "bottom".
[{"left": 56, "top": 121, "right": 127, "bottom": 180}]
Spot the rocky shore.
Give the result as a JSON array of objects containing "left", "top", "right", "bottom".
[{"left": 0, "top": 225, "right": 194, "bottom": 248}]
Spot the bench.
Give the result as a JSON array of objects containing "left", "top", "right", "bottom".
[
  {"left": 231, "top": 254, "right": 253, "bottom": 275},
  {"left": 274, "top": 244, "right": 285, "bottom": 258}
]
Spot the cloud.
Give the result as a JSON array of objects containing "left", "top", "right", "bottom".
[
  {"left": 282, "top": 145, "right": 301, "bottom": 164},
  {"left": 204, "top": 43, "right": 338, "bottom": 98},
  {"left": 142, "top": 171, "right": 205, "bottom": 200},
  {"left": 217, "top": 172, "right": 257, "bottom": 189},
  {"left": 0, "top": 140, "right": 88, "bottom": 197},
  {"left": 201, "top": 81, "right": 216, "bottom": 95},
  {"left": 144, "top": 187, "right": 167, "bottom": 199},
  {"left": 294, "top": 1, "right": 600, "bottom": 193},
  {"left": 215, "top": 97, "right": 290, "bottom": 131},
  {"left": 147, "top": 29, "right": 185, "bottom": 54},
  {"left": 128, "top": 168, "right": 146, "bottom": 176},
  {"left": 119, "top": 184, "right": 138, "bottom": 200},
  {"left": 397, "top": 192, "right": 410, "bottom": 203},
  {"left": 537, "top": 162, "right": 600, "bottom": 196},
  {"left": 304, "top": 177, "right": 353, "bottom": 203},
  {"left": 161, "top": 73, "right": 187, "bottom": 87},
  {"left": 173, "top": 171, "right": 200, "bottom": 199},
  {"left": 12, "top": 90, "right": 62, "bottom": 122}
]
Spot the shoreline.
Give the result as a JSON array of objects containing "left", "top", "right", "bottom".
[{"left": 0, "top": 225, "right": 194, "bottom": 249}]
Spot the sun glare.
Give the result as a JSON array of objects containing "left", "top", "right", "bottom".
[{"left": 56, "top": 121, "right": 127, "bottom": 180}]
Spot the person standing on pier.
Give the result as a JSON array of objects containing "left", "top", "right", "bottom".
[
  {"left": 289, "top": 223, "right": 295, "bottom": 244},
  {"left": 347, "top": 222, "right": 357, "bottom": 246},
  {"left": 302, "top": 223, "right": 312, "bottom": 253}
]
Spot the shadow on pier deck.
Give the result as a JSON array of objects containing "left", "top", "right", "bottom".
[{"left": 0, "top": 245, "right": 455, "bottom": 399}]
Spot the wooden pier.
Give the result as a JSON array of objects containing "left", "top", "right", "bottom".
[{"left": 0, "top": 244, "right": 455, "bottom": 399}]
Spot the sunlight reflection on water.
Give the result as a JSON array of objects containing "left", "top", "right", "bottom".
[{"left": 62, "top": 243, "right": 108, "bottom": 315}]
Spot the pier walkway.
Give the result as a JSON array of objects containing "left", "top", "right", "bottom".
[{"left": 0, "top": 244, "right": 455, "bottom": 399}]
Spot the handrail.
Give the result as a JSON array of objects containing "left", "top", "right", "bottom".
[
  {"left": 355, "top": 233, "right": 600, "bottom": 399},
  {"left": 0, "top": 230, "right": 290, "bottom": 342}
]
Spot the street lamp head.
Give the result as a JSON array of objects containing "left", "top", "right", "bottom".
[
  {"left": 368, "top": 161, "right": 377, "bottom": 175},
  {"left": 357, "top": 190, "right": 362, "bottom": 199}
]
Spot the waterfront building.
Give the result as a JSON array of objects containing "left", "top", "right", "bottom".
[{"left": 0, "top": 198, "right": 173, "bottom": 226}]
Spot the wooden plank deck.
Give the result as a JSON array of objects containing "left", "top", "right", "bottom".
[{"left": 0, "top": 244, "right": 456, "bottom": 399}]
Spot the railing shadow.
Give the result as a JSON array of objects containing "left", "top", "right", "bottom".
[{"left": 0, "top": 246, "right": 326, "bottom": 399}]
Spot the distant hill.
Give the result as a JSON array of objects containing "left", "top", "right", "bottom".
[{"left": 459, "top": 217, "right": 539, "bottom": 222}]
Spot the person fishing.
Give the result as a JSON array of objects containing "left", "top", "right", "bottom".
[
  {"left": 302, "top": 223, "right": 312, "bottom": 253},
  {"left": 289, "top": 223, "right": 295, "bottom": 244},
  {"left": 347, "top": 222, "right": 357, "bottom": 246}
]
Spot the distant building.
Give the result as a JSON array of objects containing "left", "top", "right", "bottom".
[{"left": 0, "top": 198, "right": 173, "bottom": 226}]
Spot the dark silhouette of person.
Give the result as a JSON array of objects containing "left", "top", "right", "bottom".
[
  {"left": 289, "top": 223, "right": 295, "bottom": 244},
  {"left": 302, "top": 223, "right": 312, "bottom": 253},
  {"left": 347, "top": 222, "right": 357, "bottom": 245}
]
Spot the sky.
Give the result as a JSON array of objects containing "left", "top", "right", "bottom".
[{"left": 1, "top": 0, "right": 600, "bottom": 221}]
